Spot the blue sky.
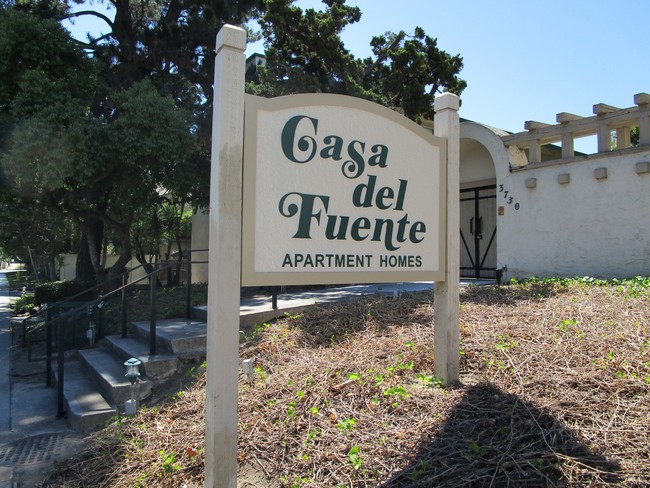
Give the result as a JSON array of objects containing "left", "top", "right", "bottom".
[
  {"left": 66, "top": 0, "right": 649, "bottom": 144},
  {"left": 245, "top": 0, "right": 649, "bottom": 138}
]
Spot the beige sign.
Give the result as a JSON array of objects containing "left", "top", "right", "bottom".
[{"left": 242, "top": 93, "right": 447, "bottom": 285}]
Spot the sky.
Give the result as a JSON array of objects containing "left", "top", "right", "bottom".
[
  {"left": 244, "top": 0, "right": 649, "bottom": 138},
  {"left": 66, "top": 0, "right": 650, "bottom": 148}
]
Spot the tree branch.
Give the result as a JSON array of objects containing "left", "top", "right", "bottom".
[
  {"left": 71, "top": 33, "right": 113, "bottom": 50},
  {"left": 62, "top": 10, "right": 114, "bottom": 30},
  {"left": 363, "top": 31, "right": 405, "bottom": 79}
]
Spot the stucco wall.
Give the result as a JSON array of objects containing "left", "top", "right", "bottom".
[
  {"left": 190, "top": 208, "right": 210, "bottom": 283},
  {"left": 497, "top": 149, "right": 650, "bottom": 279},
  {"left": 460, "top": 121, "right": 650, "bottom": 280},
  {"left": 57, "top": 255, "right": 172, "bottom": 282},
  {"left": 460, "top": 139, "right": 496, "bottom": 184}
]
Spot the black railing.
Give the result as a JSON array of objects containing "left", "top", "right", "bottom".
[{"left": 22, "top": 249, "right": 207, "bottom": 418}]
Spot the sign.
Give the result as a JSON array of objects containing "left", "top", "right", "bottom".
[
  {"left": 206, "top": 28, "right": 459, "bottom": 487},
  {"left": 242, "top": 94, "right": 447, "bottom": 285}
]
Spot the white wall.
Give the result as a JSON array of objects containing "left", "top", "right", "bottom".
[
  {"left": 190, "top": 208, "right": 210, "bottom": 283},
  {"left": 460, "top": 121, "right": 650, "bottom": 280},
  {"left": 498, "top": 149, "right": 650, "bottom": 279},
  {"left": 57, "top": 255, "right": 159, "bottom": 282},
  {"left": 460, "top": 138, "right": 496, "bottom": 184}
]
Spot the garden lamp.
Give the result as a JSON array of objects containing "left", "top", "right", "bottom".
[
  {"left": 86, "top": 305, "right": 96, "bottom": 346},
  {"left": 124, "top": 357, "right": 142, "bottom": 415}
]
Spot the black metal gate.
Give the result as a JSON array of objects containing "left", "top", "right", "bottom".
[{"left": 460, "top": 185, "right": 497, "bottom": 278}]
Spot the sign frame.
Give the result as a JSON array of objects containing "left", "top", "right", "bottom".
[{"left": 242, "top": 93, "right": 447, "bottom": 286}]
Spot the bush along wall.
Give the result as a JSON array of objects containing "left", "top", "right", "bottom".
[{"left": 34, "top": 280, "right": 97, "bottom": 306}]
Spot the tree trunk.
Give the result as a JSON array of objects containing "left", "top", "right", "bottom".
[
  {"left": 134, "top": 235, "right": 162, "bottom": 288},
  {"left": 78, "top": 219, "right": 104, "bottom": 282},
  {"left": 104, "top": 219, "right": 136, "bottom": 293},
  {"left": 75, "top": 235, "right": 96, "bottom": 281}
]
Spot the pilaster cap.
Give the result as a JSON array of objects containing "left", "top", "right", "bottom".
[
  {"left": 216, "top": 24, "right": 247, "bottom": 53},
  {"left": 434, "top": 92, "right": 460, "bottom": 112}
]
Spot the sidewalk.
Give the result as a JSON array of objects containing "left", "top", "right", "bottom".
[
  {"left": 236, "top": 281, "right": 436, "bottom": 327},
  {"left": 0, "top": 270, "right": 12, "bottom": 487},
  {"left": 238, "top": 279, "right": 492, "bottom": 326},
  {"left": 0, "top": 267, "right": 84, "bottom": 487}
]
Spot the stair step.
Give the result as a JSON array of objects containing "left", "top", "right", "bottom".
[
  {"left": 78, "top": 348, "right": 152, "bottom": 405},
  {"left": 104, "top": 335, "right": 180, "bottom": 381},
  {"left": 191, "top": 305, "right": 207, "bottom": 322},
  {"left": 130, "top": 319, "right": 207, "bottom": 356},
  {"left": 56, "top": 359, "right": 117, "bottom": 432}
]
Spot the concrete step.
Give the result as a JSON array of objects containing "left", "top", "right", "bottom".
[
  {"left": 55, "top": 359, "right": 117, "bottom": 432},
  {"left": 130, "top": 319, "right": 207, "bottom": 356},
  {"left": 103, "top": 335, "right": 180, "bottom": 381},
  {"left": 191, "top": 305, "right": 207, "bottom": 322},
  {"left": 192, "top": 304, "right": 305, "bottom": 330},
  {"left": 78, "top": 348, "right": 152, "bottom": 406},
  {"left": 0, "top": 466, "right": 13, "bottom": 488}
]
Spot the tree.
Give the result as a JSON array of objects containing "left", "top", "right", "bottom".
[
  {"left": 0, "top": 7, "right": 97, "bottom": 278},
  {"left": 364, "top": 26, "right": 466, "bottom": 120},
  {"left": 58, "top": 0, "right": 262, "bottom": 149},
  {"left": 132, "top": 196, "right": 193, "bottom": 286},
  {"left": 0, "top": 192, "right": 79, "bottom": 279},
  {"left": 1, "top": 1, "right": 262, "bottom": 283},
  {"left": 1, "top": 61, "right": 196, "bottom": 283},
  {"left": 2, "top": 0, "right": 465, "bottom": 284},
  {"left": 251, "top": 0, "right": 466, "bottom": 121}
]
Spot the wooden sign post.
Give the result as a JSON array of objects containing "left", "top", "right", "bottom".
[
  {"left": 205, "top": 24, "right": 246, "bottom": 488},
  {"left": 433, "top": 93, "right": 460, "bottom": 384}
]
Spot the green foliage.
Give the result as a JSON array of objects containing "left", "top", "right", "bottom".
[
  {"left": 415, "top": 373, "right": 444, "bottom": 389},
  {"left": 383, "top": 385, "right": 409, "bottom": 401},
  {"left": 509, "top": 275, "right": 650, "bottom": 298},
  {"left": 1, "top": 0, "right": 261, "bottom": 281},
  {"left": 348, "top": 445, "right": 362, "bottom": 470},
  {"left": 286, "top": 401, "right": 297, "bottom": 420},
  {"left": 33, "top": 279, "right": 97, "bottom": 306},
  {"left": 469, "top": 440, "right": 488, "bottom": 457},
  {"left": 251, "top": 0, "right": 362, "bottom": 97},
  {"left": 0, "top": 9, "right": 90, "bottom": 275},
  {"left": 12, "top": 292, "right": 36, "bottom": 315},
  {"left": 159, "top": 449, "right": 181, "bottom": 474},
  {"left": 495, "top": 334, "right": 518, "bottom": 351},
  {"left": 252, "top": 0, "right": 466, "bottom": 121},
  {"left": 408, "top": 460, "right": 431, "bottom": 480},
  {"left": 336, "top": 417, "right": 357, "bottom": 432},
  {"left": 365, "top": 26, "right": 467, "bottom": 120}
]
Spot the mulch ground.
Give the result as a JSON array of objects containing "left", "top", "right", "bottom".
[{"left": 47, "top": 279, "right": 649, "bottom": 487}]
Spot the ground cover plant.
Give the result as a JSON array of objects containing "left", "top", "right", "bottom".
[{"left": 49, "top": 278, "right": 649, "bottom": 487}]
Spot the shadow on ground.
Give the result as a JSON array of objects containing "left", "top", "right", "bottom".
[{"left": 381, "top": 382, "right": 621, "bottom": 487}]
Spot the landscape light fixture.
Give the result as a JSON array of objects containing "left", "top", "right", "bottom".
[
  {"left": 86, "top": 305, "right": 96, "bottom": 346},
  {"left": 124, "top": 357, "right": 142, "bottom": 415}
]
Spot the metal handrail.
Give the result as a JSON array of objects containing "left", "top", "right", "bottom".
[
  {"left": 25, "top": 247, "right": 208, "bottom": 327},
  {"left": 29, "top": 249, "right": 208, "bottom": 418},
  {"left": 22, "top": 260, "right": 156, "bottom": 358}
]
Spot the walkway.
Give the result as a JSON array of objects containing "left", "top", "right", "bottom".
[
  {"left": 0, "top": 267, "right": 82, "bottom": 487},
  {"left": 0, "top": 270, "right": 11, "bottom": 487}
]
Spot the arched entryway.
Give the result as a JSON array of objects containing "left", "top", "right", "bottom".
[{"left": 459, "top": 136, "right": 498, "bottom": 278}]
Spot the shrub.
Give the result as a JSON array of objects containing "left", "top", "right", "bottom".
[
  {"left": 34, "top": 280, "right": 97, "bottom": 306},
  {"left": 12, "top": 292, "right": 36, "bottom": 315}
]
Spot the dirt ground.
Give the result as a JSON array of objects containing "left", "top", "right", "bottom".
[{"left": 44, "top": 279, "right": 650, "bottom": 487}]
